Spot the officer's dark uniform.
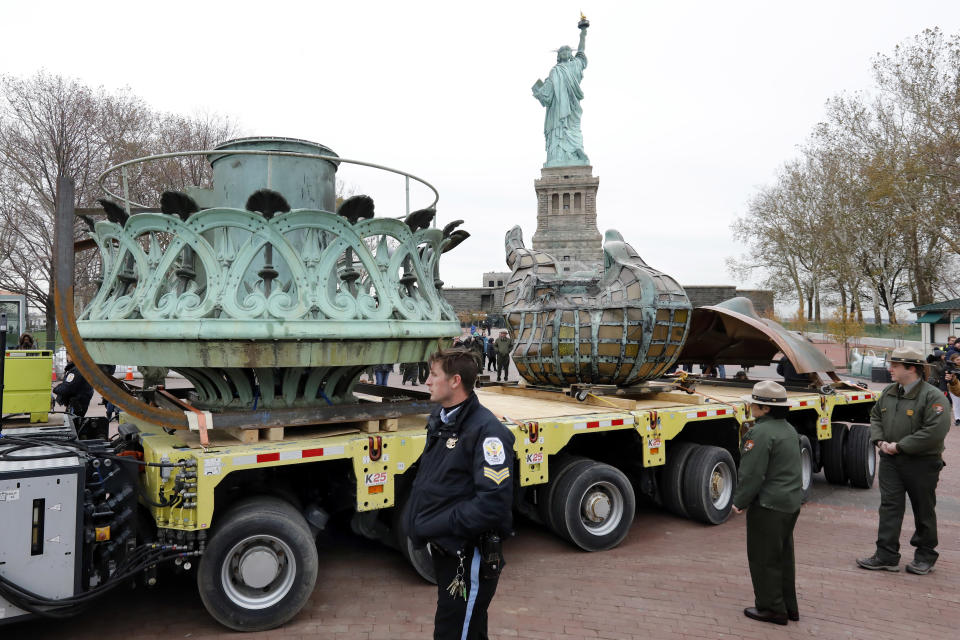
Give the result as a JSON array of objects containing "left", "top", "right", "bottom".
[
  {"left": 732, "top": 413, "right": 802, "bottom": 619},
  {"left": 406, "top": 392, "right": 515, "bottom": 640},
  {"left": 864, "top": 375, "right": 949, "bottom": 570},
  {"left": 53, "top": 362, "right": 94, "bottom": 417}
]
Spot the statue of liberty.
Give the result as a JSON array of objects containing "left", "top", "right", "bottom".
[{"left": 532, "top": 16, "right": 590, "bottom": 168}]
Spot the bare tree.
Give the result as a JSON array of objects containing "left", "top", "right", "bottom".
[
  {"left": 731, "top": 29, "right": 960, "bottom": 323},
  {"left": 0, "top": 71, "right": 240, "bottom": 347}
]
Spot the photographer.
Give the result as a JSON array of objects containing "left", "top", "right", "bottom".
[
  {"left": 945, "top": 355, "right": 960, "bottom": 422},
  {"left": 945, "top": 345, "right": 960, "bottom": 425},
  {"left": 926, "top": 349, "right": 948, "bottom": 392}
]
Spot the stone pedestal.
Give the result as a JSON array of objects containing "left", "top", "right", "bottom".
[{"left": 531, "top": 165, "right": 602, "bottom": 274}]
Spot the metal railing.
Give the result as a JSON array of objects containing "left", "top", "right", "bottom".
[{"left": 97, "top": 149, "right": 439, "bottom": 217}]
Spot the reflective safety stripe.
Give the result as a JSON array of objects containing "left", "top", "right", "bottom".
[
  {"left": 685, "top": 408, "right": 730, "bottom": 419},
  {"left": 572, "top": 417, "right": 632, "bottom": 430},
  {"left": 231, "top": 445, "right": 345, "bottom": 467},
  {"left": 460, "top": 546, "right": 481, "bottom": 640}
]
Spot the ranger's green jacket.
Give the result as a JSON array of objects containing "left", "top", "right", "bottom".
[
  {"left": 870, "top": 380, "right": 950, "bottom": 456},
  {"left": 732, "top": 415, "right": 802, "bottom": 514}
]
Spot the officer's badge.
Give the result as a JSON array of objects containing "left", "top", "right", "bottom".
[
  {"left": 483, "top": 466, "right": 510, "bottom": 485},
  {"left": 906, "top": 409, "right": 914, "bottom": 416},
  {"left": 483, "top": 437, "right": 505, "bottom": 465},
  {"left": 446, "top": 437, "right": 458, "bottom": 449},
  {"left": 743, "top": 439, "right": 755, "bottom": 451},
  {"left": 934, "top": 403, "right": 944, "bottom": 415}
]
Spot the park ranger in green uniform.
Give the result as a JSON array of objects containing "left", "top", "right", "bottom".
[
  {"left": 857, "top": 347, "right": 949, "bottom": 575},
  {"left": 732, "top": 380, "right": 802, "bottom": 626}
]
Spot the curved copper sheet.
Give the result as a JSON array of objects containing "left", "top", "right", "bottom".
[
  {"left": 676, "top": 297, "right": 835, "bottom": 375},
  {"left": 55, "top": 178, "right": 189, "bottom": 429}
]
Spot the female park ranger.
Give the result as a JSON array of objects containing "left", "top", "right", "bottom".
[{"left": 732, "top": 380, "right": 803, "bottom": 626}]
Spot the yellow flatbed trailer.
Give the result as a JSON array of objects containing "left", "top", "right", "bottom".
[{"left": 121, "top": 381, "right": 877, "bottom": 629}]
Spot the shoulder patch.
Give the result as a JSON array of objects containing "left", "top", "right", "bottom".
[
  {"left": 933, "top": 403, "right": 944, "bottom": 415},
  {"left": 483, "top": 437, "right": 505, "bottom": 465},
  {"left": 65, "top": 373, "right": 75, "bottom": 383},
  {"left": 743, "top": 439, "right": 755, "bottom": 452},
  {"left": 483, "top": 466, "right": 510, "bottom": 485}
]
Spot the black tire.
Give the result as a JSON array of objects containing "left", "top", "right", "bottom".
[
  {"left": 659, "top": 440, "right": 698, "bottom": 517},
  {"left": 551, "top": 461, "right": 636, "bottom": 551},
  {"left": 844, "top": 423, "right": 876, "bottom": 489},
  {"left": 197, "top": 496, "right": 318, "bottom": 632},
  {"left": 681, "top": 445, "right": 737, "bottom": 525},
  {"left": 822, "top": 422, "right": 848, "bottom": 485},
  {"left": 394, "top": 496, "right": 437, "bottom": 584},
  {"left": 537, "top": 456, "right": 592, "bottom": 533},
  {"left": 798, "top": 435, "right": 814, "bottom": 503}
]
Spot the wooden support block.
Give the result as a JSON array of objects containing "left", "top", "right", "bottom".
[
  {"left": 261, "top": 427, "right": 285, "bottom": 441},
  {"left": 380, "top": 418, "right": 399, "bottom": 432},
  {"left": 223, "top": 428, "right": 259, "bottom": 444},
  {"left": 359, "top": 420, "right": 380, "bottom": 433}
]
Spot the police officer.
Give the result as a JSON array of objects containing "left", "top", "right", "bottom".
[
  {"left": 857, "top": 347, "right": 949, "bottom": 575},
  {"left": 53, "top": 359, "right": 94, "bottom": 417},
  {"left": 731, "top": 380, "right": 802, "bottom": 626},
  {"left": 406, "top": 348, "right": 515, "bottom": 640}
]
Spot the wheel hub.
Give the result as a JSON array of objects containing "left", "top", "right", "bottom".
[
  {"left": 583, "top": 491, "right": 611, "bottom": 522},
  {"left": 221, "top": 534, "right": 297, "bottom": 609},
  {"left": 709, "top": 462, "right": 734, "bottom": 509},
  {"left": 239, "top": 547, "right": 281, "bottom": 589},
  {"left": 710, "top": 470, "right": 724, "bottom": 500}
]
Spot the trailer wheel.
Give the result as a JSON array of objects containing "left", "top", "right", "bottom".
[
  {"left": 537, "top": 456, "right": 592, "bottom": 532},
  {"left": 843, "top": 423, "right": 876, "bottom": 489},
  {"left": 822, "top": 423, "right": 848, "bottom": 485},
  {"left": 552, "top": 461, "right": 636, "bottom": 551},
  {"left": 197, "top": 496, "right": 318, "bottom": 632},
  {"left": 798, "top": 435, "right": 813, "bottom": 503},
  {"left": 395, "top": 497, "right": 437, "bottom": 584},
  {"left": 659, "top": 440, "right": 698, "bottom": 517},
  {"left": 681, "top": 446, "right": 736, "bottom": 525}
]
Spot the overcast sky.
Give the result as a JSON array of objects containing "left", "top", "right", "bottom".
[{"left": 4, "top": 1, "right": 959, "bottom": 290}]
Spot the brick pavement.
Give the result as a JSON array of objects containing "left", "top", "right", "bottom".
[{"left": 15, "top": 424, "right": 960, "bottom": 640}]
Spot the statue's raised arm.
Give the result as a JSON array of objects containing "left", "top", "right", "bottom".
[
  {"left": 532, "top": 15, "right": 591, "bottom": 168},
  {"left": 577, "top": 13, "right": 588, "bottom": 55}
]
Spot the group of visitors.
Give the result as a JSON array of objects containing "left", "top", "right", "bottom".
[
  {"left": 927, "top": 335, "right": 960, "bottom": 426},
  {"left": 455, "top": 330, "right": 513, "bottom": 382},
  {"left": 365, "top": 329, "right": 515, "bottom": 390}
]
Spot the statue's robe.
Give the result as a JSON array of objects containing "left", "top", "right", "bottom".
[{"left": 533, "top": 52, "right": 589, "bottom": 167}]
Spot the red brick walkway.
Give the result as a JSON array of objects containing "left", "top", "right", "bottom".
[{"left": 18, "top": 422, "right": 960, "bottom": 640}]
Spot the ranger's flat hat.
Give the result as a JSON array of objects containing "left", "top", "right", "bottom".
[
  {"left": 889, "top": 347, "right": 926, "bottom": 366},
  {"left": 741, "top": 380, "right": 794, "bottom": 406}
]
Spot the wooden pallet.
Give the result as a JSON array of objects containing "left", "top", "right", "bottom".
[
  {"left": 173, "top": 423, "right": 362, "bottom": 448},
  {"left": 170, "top": 416, "right": 405, "bottom": 447}
]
